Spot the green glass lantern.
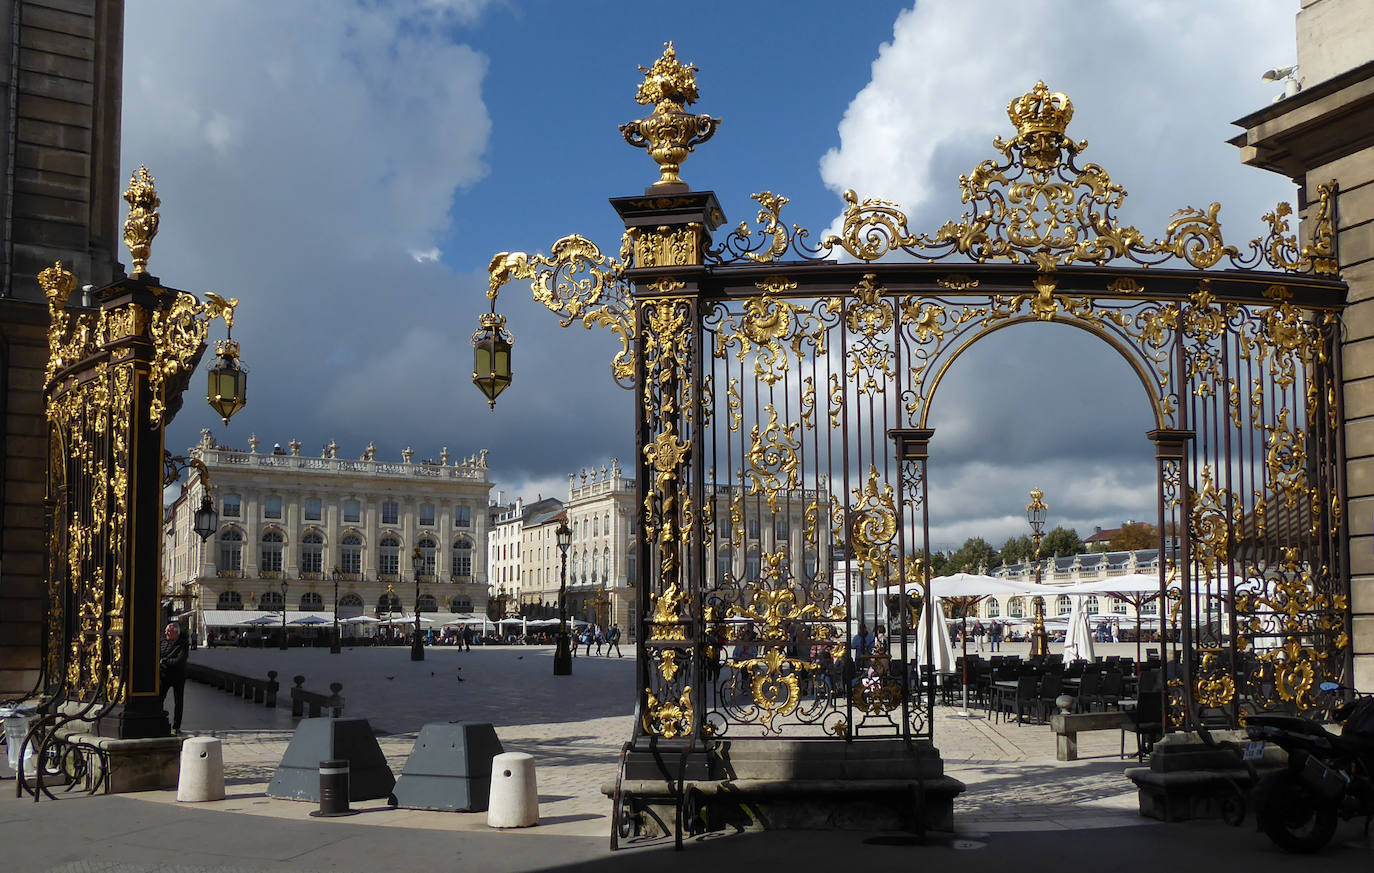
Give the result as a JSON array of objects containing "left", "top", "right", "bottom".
[
  {"left": 207, "top": 337, "right": 247, "bottom": 424},
  {"left": 471, "top": 309, "right": 513, "bottom": 409}
]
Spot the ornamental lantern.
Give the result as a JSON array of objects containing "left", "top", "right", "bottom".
[
  {"left": 471, "top": 304, "right": 513, "bottom": 409},
  {"left": 207, "top": 337, "right": 247, "bottom": 424},
  {"left": 192, "top": 494, "right": 218, "bottom": 543}
]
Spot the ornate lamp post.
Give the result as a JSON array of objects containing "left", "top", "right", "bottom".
[
  {"left": 278, "top": 579, "right": 289, "bottom": 650},
  {"left": 1026, "top": 488, "right": 1050, "bottom": 658},
  {"left": 411, "top": 548, "right": 425, "bottom": 661},
  {"left": 330, "top": 567, "right": 341, "bottom": 654},
  {"left": 553, "top": 519, "right": 573, "bottom": 675}
]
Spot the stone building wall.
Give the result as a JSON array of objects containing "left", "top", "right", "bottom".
[
  {"left": 1234, "top": 0, "right": 1374, "bottom": 689},
  {"left": 0, "top": 0, "right": 124, "bottom": 696}
]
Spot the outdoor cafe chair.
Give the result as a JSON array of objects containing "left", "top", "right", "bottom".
[
  {"left": 1074, "top": 669, "right": 1103, "bottom": 713},
  {"left": 1121, "top": 689, "right": 1164, "bottom": 760},
  {"left": 996, "top": 675, "right": 1039, "bottom": 725},
  {"left": 1035, "top": 672, "right": 1064, "bottom": 723},
  {"left": 1095, "top": 670, "right": 1125, "bottom": 711}
]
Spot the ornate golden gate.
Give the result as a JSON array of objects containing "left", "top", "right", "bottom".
[
  {"left": 485, "top": 48, "right": 1349, "bottom": 756},
  {"left": 25, "top": 168, "right": 242, "bottom": 774}
]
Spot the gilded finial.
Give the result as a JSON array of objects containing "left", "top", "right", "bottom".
[
  {"left": 621, "top": 42, "right": 720, "bottom": 189},
  {"left": 1007, "top": 82, "right": 1073, "bottom": 140},
  {"left": 38, "top": 261, "right": 77, "bottom": 306},
  {"left": 122, "top": 165, "right": 160, "bottom": 277}
]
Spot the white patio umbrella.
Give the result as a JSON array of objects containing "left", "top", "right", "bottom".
[
  {"left": 925, "top": 574, "right": 1038, "bottom": 716},
  {"left": 1062, "top": 573, "right": 1165, "bottom": 673},
  {"left": 1062, "top": 592, "right": 1096, "bottom": 663},
  {"left": 914, "top": 595, "right": 955, "bottom": 675}
]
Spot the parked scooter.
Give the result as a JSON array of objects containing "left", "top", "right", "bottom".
[{"left": 1245, "top": 680, "right": 1374, "bottom": 852}]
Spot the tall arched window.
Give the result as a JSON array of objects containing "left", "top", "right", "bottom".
[
  {"left": 1009, "top": 597, "right": 1025, "bottom": 618},
  {"left": 452, "top": 538, "right": 473, "bottom": 578},
  {"left": 218, "top": 528, "right": 243, "bottom": 573},
  {"left": 1086, "top": 595, "right": 1100, "bottom": 614},
  {"left": 1056, "top": 595, "right": 1072, "bottom": 616},
  {"left": 418, "top": 537, "right": 436, "bottom": 577},
  {"left": 376, "top": 591, "right": 401, "bottom": 615},
  {"left": 627, "top": 549, "right": 637, "bottom": 584},
  {"left": 603, "top": 548, "right": 611, "bottom": 584},
  {"left": 416, "top": 594, "right": 438, "bottom": 613},
  {"left": 579, "top": 552, "right": 588, "bottom": 582},
  {"left": 259, "top": 590, "right": 284, "bottom": 610},
  {"left": 716, "top": 550, "right": 732, "bottom": 583},
  {"left": 299, "top": 591, "right": 323, "bottom": 610},
  {"left": 338, "top": 592, "right": 363, "bottom": 618},
  {"left": 379, "top": 535, "right": 400, "bottom": 577},
  {"left": 341, "top": 533, "right": 363, "bottom": 575},
  {"left": 987, "top": 599, "right": 1001, "bottom": 618},
  {"left": 301, "top": 531, "right": 324, "bottom": 575},
  {"left": 260, "top": 530, "right": 284, "bottom": 574},
  {"left": 217, "top": 590, "right": 243, "bottom": 610}
]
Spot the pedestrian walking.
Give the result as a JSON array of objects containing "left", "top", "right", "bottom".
[
  {"left": 583, "top": 627, "right": 593, "bottom": 657},
  {"left": 608, "top": 624, "right": 623, "bottom": 657},
  {"left": 594, "top": 627, "right": 605, "bottom": 657},
  {"left": 159, "top": 622, "right": 189, "bottom": 733},
  {"left": 973, "top": 620, "right": 986, "bottom": 653}
]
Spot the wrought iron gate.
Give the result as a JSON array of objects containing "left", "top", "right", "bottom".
[{"left": 489, "top": 51, "right": 1349, "bottom": 744}]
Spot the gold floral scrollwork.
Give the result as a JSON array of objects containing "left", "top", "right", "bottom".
[
  {"left": 644, "top": 685, "right": 693, "bottom": 738},
  {"left": 648, "top": 580, "right": 688, "bottom": 642},
  {"left": 715, "top": 277, "right": 824, "bottom": 385},
  {"left": 745, "top": 191, "right": 790, "bottom": 263},
  {"left": 629, "top": 223, "right": 705, "bottom": 268},
  {"left": 146, "top": 291, "right": 237, "bottom": 427},
  {"left": 488, "top": 234, "right": 635, "bottom": 387},
  {"left": 1254, "top": 181, "right": 1339, "bottom": 275},
  {"left": 827, "top": 373, "right": 843, "bottom": 428},
  {"left": 746, "top": 404, "right": 800, "bottom": 514},
  {"left": 1189, "top": 467, "right": 1237, "bottom": 568},
  {"left": 1193, "top": 650, "right": 1235, "bottom": 709},
  {"left": 851, "top": 671, "right": 904, "bottom": 715},
  {"left": 730, "top": 647, "right": 805, "bottom": 733},
  {"left": 846, "top": 274, "right": 894, "bottom": 396},
  {"left": 1265, "top": 408, "right": 1307, "bottom": 510},
  {"left": 40, "top": 262, "right": 100, "bottom": 388},
  {"left": 850, "top": 465, "right": 897, "bottom": 582}
]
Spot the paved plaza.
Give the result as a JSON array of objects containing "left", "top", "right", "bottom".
[{"left": 1, "top": 644, "right": 1370, "bottom": 872}]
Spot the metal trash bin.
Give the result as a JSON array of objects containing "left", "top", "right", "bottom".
[{"left": 1, "top": 705, "right": 37, "bottom": 777}]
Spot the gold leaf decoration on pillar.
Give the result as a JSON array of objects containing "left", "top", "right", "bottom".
[{"left": 123, "top": 165, "right": 161, "bottom": 277}]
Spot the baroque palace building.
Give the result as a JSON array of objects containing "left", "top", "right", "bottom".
[
  {"left": 498, "top": 459, "right": 829, "bottom": 642},
  {"left": 162, "top": 430, "right": 493, "bottom": 642}
]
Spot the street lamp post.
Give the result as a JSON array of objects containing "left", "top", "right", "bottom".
[
  {"left": 278, "top": 579, "right": 289, "bottom": 650},
  {"left": 330, "top": 567, "right": 341, "bottom": 654},
  {"left": 553, "top": 519, "right": 572, "bottom": 675},
  {"left": 1026, "top": 488, "right": 1049, "bottom": 658},
  {"left": 411, "top": 548, "right": 425, "bottom": 661}
]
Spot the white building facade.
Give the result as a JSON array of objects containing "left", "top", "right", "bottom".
[{"left": 163, "top": 430, "right": 494, "bottom": 641}]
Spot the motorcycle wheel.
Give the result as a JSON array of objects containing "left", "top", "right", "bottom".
[{"left": 1256, "top": 771, "right": 1338, "bottom": 853}]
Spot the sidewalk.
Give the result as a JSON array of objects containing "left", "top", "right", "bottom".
[{"left": 1, "top": 645, "right": 1368, "bottom": 872}]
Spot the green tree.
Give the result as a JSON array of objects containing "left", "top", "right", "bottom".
[
  {"left": 998, "top": 535, "right": 1033, "bottom": 565},
  {"left": 1109, "top": 521, "right": 1156, "bottom": 551},
  {"left": 948, "top": 537, "right": 998, "bottom": 573},
  {"left": 1041, "top": 526, "right": 1083, "bottom": 557}
]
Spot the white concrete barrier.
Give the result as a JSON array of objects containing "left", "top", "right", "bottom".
[
  {"left": 486, "top": 752, "right": 538, "bottom": 827},
  {"left": 177, "top": 736, "right": 225, "bottom": 802}
]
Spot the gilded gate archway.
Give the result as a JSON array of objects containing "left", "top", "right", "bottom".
[{"left": 485, "top": 49, "right": 1349, "bottom": 753}]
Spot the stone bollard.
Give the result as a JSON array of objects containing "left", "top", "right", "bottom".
[
  {"left": 177, "top": 737, "right": 225, "bottom": 802},
  {"left": 486, "top": 752, "right": 538, "bottom": 828}
]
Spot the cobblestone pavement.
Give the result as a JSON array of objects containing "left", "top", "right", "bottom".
[{"left": 135, "top": 644, "right": 1146, "bottom": 835}]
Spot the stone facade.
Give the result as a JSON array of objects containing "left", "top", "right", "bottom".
[
  {"left": 0, "top": 0, "right": 125, "bottom": 695},
  {"left": 1232, "top": 0, "right": 1374, "bottom": 689},
  {"left": 162, "top": 431, "right": 494, "bottom": 642}
]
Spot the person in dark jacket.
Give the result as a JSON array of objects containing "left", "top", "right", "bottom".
[{"left": 159, "top": 622, "right": 190, "bottom": 732}]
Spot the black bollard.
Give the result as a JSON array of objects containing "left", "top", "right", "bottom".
[{"left": 310, "top": 759, "right": 354, "bottom": 817}]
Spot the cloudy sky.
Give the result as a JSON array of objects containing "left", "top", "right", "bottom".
[{"left": 126, "top": 0, "right": 1302, "bottom": 552}]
